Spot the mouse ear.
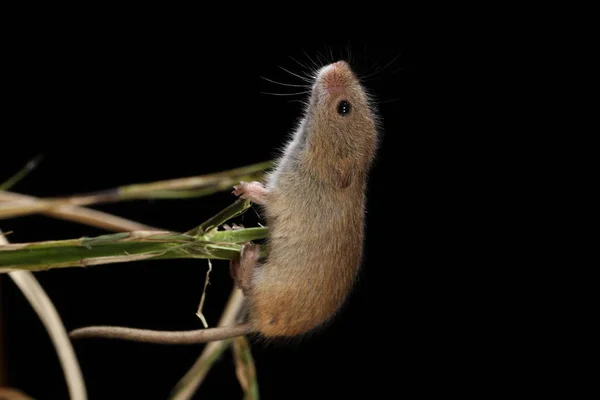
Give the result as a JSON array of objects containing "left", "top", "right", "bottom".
[{"left": 333, "top": 158, "right": 354, "bottom": 189}]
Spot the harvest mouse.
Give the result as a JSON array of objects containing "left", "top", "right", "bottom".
[{"left": 69, "top": 59, "right": 380, "bottom": 344}]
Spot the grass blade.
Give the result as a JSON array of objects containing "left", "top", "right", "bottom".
[
  {"left": 0, "top": 195, "right": 269, "bottom": 273},
  {"left": 0, "top": 154, "right": 43, "bottom": 191},
  {"left": 0, "top": 231, "right": 231, "bottom": 272},
  {"left": 186, "top": 198, "right": 252, "bottom": 236},
  {"left": 0, "top": 228, "right": 269, "bottom": 273}
]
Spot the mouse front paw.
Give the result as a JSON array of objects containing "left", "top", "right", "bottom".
[{"left": 232, "top": 181, "right": 269, "bottom": 205}]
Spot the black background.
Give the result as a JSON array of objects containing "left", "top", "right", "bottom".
[{"left": 0, "top": 36, "right": 439, "bottom": 399}]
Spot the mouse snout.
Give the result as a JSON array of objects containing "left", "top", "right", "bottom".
[
  {"left": 319, "top": 60, "right": 351, "bottom": 78},
  {"left": 332, "top": 60, "right": 349, "bottom": 69},
  {"left": 315, "top": 61, "right": 355, "bottom": 97}
]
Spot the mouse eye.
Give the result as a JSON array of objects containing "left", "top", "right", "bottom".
[{"left": 337, "top": 100, "right": 351, "bottom": 116}]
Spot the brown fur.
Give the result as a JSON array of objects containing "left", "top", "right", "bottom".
[{"left": 248, "top": 61, "right": 379, "bottom": 338}]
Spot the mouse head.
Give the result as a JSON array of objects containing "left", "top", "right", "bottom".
[{"left": 305, "top": 61, "right": 379, "bottom": 169}]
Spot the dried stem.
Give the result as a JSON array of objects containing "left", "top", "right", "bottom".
[
  {"left": 1, "top": 231, "right": 87, "bottom": 400},
  {"left": 169, "top": 288, "right": 246, "bottom": 400},
  {"left": 232, "top": 336, "right": 260, "bottom": 400},
  {"left": 0, "top": 192, "right": 155, "bottom": 231},
  {"left": 0, "top": 161, "right": 272, "bottom": 220},
  {"left": 0, "top": 162, "right": 266, "bottom": 398}
]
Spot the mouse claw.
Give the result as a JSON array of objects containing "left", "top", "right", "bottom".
[{"left": 222, "top": 223, "right": 244, "bottom": 231}]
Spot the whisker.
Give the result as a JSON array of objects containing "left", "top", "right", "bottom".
[
  {"left": 289, "top": 55, "right": 308, "bottom": 70},
  {"left": 302, "top": 50, "right": 321, "bottom": 69},
  {"left": 346, "top": 42, "right": 353, "bottom": 66},
  {"left": 360, "top": 65, "right": 407, "bottom": 83},
  {"left": 377, "top": 97, "right": 405, "bottom": 105},
  {"left": 279, "top": 66, "right": 313, "bottom": 83},
  {"left": 360, "top": 52, "right": 403, "bottom": 81},
  {"left": 389, "top": 65, "right": 408, "bottom": 76},
  {"left": 260, "top": 76, "right": 309, "bottom": 88},
  {"left": 289, "top": 55, "right": 319, "bottom": 80},
  {"left": 260, "top": 91, "right": 311, "bottom": 96},
  {"left": 365, "top": 50, "right": 384, "bottom": 77},
  {"left": 286, "top": 99, "right": 308, "bottom": 105},
  {"left": 315, "top": 51, "right": 326, "bottom": 66}
]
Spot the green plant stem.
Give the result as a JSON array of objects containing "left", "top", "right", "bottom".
[
  {"left": 187, "top": 198, "right": 252, "bottom": 236},
  {"left": 0, "top": 227, "right": 269, "bottom": 273}
]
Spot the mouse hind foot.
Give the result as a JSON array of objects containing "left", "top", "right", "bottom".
[{"left": 230, "top": 242, "right": 261, "bottom": 296}]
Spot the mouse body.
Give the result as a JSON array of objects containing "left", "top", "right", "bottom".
[
  {"left": 70, "top": 60, "right": 380, "bottom": 344},
  {"left": 242, "top": 60, "right": 379, "bottom": 337}
]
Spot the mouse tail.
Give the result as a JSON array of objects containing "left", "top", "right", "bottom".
[{"left": 69, "top": 323, "right": 254, "bottom": 345}]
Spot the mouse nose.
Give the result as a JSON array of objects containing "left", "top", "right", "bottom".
[
  {"left": 314, "top": 61, "right": 355, "bottom": 97},
  {"left": 333, "top": 60, "right": 349, "bottom": 69}
]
